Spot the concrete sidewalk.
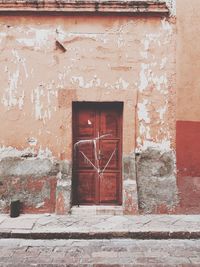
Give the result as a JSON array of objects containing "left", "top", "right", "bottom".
[{"left": 0, "top": 214, "right": 200, "bottom": 240}]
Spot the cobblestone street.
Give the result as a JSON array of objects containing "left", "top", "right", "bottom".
[{"left": 0, "top": 238, "right": 200, "bottom": 266}]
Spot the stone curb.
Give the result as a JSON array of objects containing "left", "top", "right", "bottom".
[{"left": 0, "top": 231, "right": 200, "bottom": 240}]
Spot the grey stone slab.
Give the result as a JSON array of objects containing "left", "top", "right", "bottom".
[
  {"left": 36, "top": 217, "right": 60, "bottom": 227},
  {"left": 19, "top": 214, "right": 45, "bottom": 219},
  {"left": 0, "top": 215, "right": 7, "bottom": 225},
  {"left": 0, "top": 217, "right": 36, "bottom": 230},
  {"left": 0, "top": 239, "right": 21, "bottom": 247}
]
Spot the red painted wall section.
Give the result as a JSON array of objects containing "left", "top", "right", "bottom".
[{"left": 176, "top": 121, "right": 200, "bottom": 213}]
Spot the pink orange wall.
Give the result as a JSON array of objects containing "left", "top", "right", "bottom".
[{"left": 176, "top": 0, "right": 200, "bottom": 213}]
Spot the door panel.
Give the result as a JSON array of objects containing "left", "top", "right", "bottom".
[
  {"left": 99, "top": 173, "right": 119, "bottom": 203},
  {"left": 99, "top": 140, "right": 119, "bottom": 170},
  {"left": 76, "top": 109, "right": 96, "bottom": 138},
  {"left": 75, "top": 141, "right": 96, "bottom": 169},
  {"left": 100, "top": 109, "right": 120, "bottom": 138},
  {"left": 77, "top": 172, "right": 96, "bottom": 204},
  {"left": 73, "top": 102, "right": 122, "bottom": 205}
]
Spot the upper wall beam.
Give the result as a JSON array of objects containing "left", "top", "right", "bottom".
[{"left": 0, "top": 0, "right": 169, "bottom": 15}]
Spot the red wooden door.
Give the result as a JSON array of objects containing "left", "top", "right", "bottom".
[{"left": 72, "top": 102, "right": 122, "bottom": 205}]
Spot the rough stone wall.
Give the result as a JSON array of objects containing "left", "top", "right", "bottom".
[
  {"left": 136, "top": 149, "right": 178, "bottom": 213},
  {"left": 0, "top": 13, "right": 176, "bottom": 214},
  {"left": 0, "top": 146, "right": 71, "bottom": 213}
]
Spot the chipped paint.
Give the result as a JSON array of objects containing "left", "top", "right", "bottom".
[
  {"left": 12, "top": 49, "right": 28, "bottom": 78},
  {"left": 17, "top": 28, "right": 53, "bottom": 50},
  {"left": 71, "top": 75, "right": 101, "bottom": 89},
  {"left": 139, "top": 62, "right": 167, "bottom": 92},
  {"left": 31, "top": 84, "right": 57, "bottom": 122},
  {"left": 32, "top": 86, "right": 45, "bottom": 120},
  {"left": 114, "top": 77, "right": 129, "bottom": 90},
  {"left": 0, "top": 32, "right": 6, "bottom": 46},
  {"left": 0, "top": 146, "right": 53, "bottom": 160},
  {"left": 2, "top": 69, "right": 25, "bottom": 110},
  {"left": 27, "top": 137, "right": 38, "bottom": 146},
  {"left": 139, "top": 64, "right": 149, "bottom": 91},
  {"left": 136, "top": 140, "right": 172, "bottom": 153},
  {"left": 138, "top": 100, "right": 150, "bottom": 123},
  {"left": 160, "top": 57, "right": 167, "bottom": 70},
  {"left": 157, "top": 103, "right": 167, "bottom": 120},
  {"left": 36, "top": 202, "right": 45, "bottom": 208},
  {"left": 139, "top": 123, "right": 151, "bottom": 139},
  {"left": 35, "top": 29, "right": 52, "bottom": 46},
  {"left": 17, "top": 38, "right": 35, "bottom": 47},
  {"left": 161, "top": 18, "right": 173, "bottom": 34}
]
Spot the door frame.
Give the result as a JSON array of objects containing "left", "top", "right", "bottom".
[{"left": 72, "top": 101, "right": 123, "bottom": 206}]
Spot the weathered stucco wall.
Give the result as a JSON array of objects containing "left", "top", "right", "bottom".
[
  {"left": 134, "top": 15, "right": 177, "bottom": 213},
  {"left": 176, "top": 0, "right": 200, "bottom": 214},
  {"left": 0, "top": 11, "right": 176, "bottom": 214}
]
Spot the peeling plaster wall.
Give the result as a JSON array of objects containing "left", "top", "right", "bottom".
[
  {"left": 0, "top": 13, "right": 176, "bottom": 214},
  {"left": 135, "top": 16, "right": 177, "bottom": 213}
]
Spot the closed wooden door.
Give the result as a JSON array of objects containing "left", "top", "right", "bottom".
[{"left": 72, "top": 102, "right": 122, "bottom": 205}]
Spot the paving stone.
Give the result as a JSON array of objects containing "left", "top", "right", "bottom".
[
  {"left": 0, "top": 240, "right": 194, "bottom": 266},
  {"left": 36, "top": 216, "right": 58, "bottom": 226},
  {"left": 0, "top": 239, "right": 21, "bottom": 247},
  {"left": 0, "top": 248, "right": 14, "bottom": 257},
  {"left": 0, "top": 217, "right": 36, "bottom": 230},
  {"left": 0, "top": 215, "right": 7, "bottom": 225}
]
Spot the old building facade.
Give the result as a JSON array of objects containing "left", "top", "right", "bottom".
[{"left": 0, "top": 0, "right": 198, "bottom": 215}]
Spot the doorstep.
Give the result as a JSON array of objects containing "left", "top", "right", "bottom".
[{"left": 70, "top": 205, "right": 123, "bottom": 215}]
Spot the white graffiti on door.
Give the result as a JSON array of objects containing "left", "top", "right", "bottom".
[{"left": 74, "top": 133, "right": 116, "bottom": 177}]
